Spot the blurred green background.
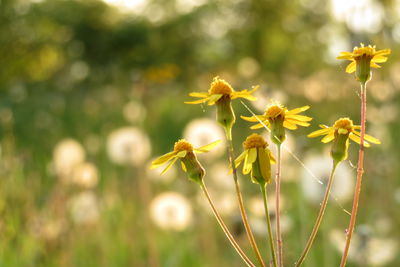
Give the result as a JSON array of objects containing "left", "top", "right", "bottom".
[{"left": 1, "top": 0, "right": 399, "bottom": 266}]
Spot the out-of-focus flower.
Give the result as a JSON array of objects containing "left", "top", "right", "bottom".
[
  {"left": 209, "top": 162, "right": 235, "bottom": 190},
  {"left": 149, "top": 192, "right": 192, "bottom": 231},
  {"left": 150, "top": 139, "right": 220, "bottom": 183},
  {"left": 72, "top": 162, "right": 99, "bottom": 189},
  {"left": 301, "top": 155, "right": 353, "bottom": 203},
  {"left": 183, "top": 118, "right": 226, "bottom": 159},
  {"left": 53, "top": 139, "right": 86, "bottom": 179},
  {"left": 233, "top": 134, "right": 275, "bottom": 185},
  {"left": 308, "top": 117, "right": 380, "bottom": 162},
  {"left": 68, "top": 191, "right": 100, "bottom": 226},
  {"left": 107, "top": 127, "right": 151, "bottom": 166},
  {"left": 330, "top": 227, "right": 398, "bottom": 266},
  {"left": 123, "top": 100, "right": 147, "bottom": 123},
  {"left": 242, "top": 102, "right": 311, "bottom": 144},
  {"left": 30, "top": 216, "right": 66, "bottom": 242},
  {"left": 337, "top": 44, "right": 390, "bottom": 82}
]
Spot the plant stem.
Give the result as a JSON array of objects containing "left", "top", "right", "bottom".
[
  {"left": 340, "top": 82, "right": 367, "bottom": 267},
  {"left": 226, "top": 129, "right": 266, "bottom": 267},
  {"left": 260, "top": 185, "right": 277, "bottom": 267},
  {"left": 200, "top": 182, "right": 255, "bottom": 267},
  {"left": 275, "top": 144, "right": 283, "bottom": 267},
  {"left": 295, "top": 161, "right": 338, "bottom": 267}
]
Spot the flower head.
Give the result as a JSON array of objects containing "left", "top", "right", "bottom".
[
  {"left": 308, "top": 117, "right": 380, "bottom": 162},
  {"left": 241, "top": 102, "right": 312, "bottom": 144},
  {"left": 233, "top": 134, "right": 276, "bottom": 185},
  {"left": 150, "top": 139, "right": 220, "bottom": 183},
  {"left": 185, "top": 76, "right": 258, "bottom": 106},
  {"left": 337, "top": 44, "right": 391, "bottom": 83}
]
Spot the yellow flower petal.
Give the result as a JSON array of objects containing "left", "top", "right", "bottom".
[
  {"left": 184, "top": 98, "right": 209, "bottom": 104},
  {"left": 370, "top": 62, "right": 381, "bottom": 69},
  {"left": 243, "top": 148, "right": 257, "bottom": 174},
  {"left": 307, "top": 128, "right": 332, "bottom": 138},
  {"left": 181, "top": 161, "right": 187, "bottom": 172},
  {"left": 374, "top": 49, "right": 391, "bottom": 56},
  {"left": 352, "top": 131, "right": 381, "bottom": 144},
  {"left": 177, "top": 151, "right": 187, "bottom": 158},
  {"left": 286, "top": 114, "right": 313, "bottom": 122},
  {"left": 194, "top": 140, "right": 221, "bottom": 153},
  {"left": 268, "top": 149, "right": 276, "bottom": 164},
  {"left": 283, "top": 120, "right": 298, "bottom": 130},
  {"left": 189, "top": 92, "right": 210, "bottom": 98},
  {"left": 234, "top": 150, "right": 248, "bottom": 168},
  {"left": 250, "top": 123, "right": 267, "bottom": 130},
  {"left": 349, "top": 133, "right": 370, "bottom": 147},
  {"left": 336, "top": 52, "right": 354, "bottom": 60},
  {"left": 321, "top": 132, "right": 335, "bottom": 143},
  {"left": 371, "top": 56, "right": 388, "bottom": 63},
  {"left": 241, "top": 115, "right": 266, "bottom": 122},
  {"left": 258, "top": 148, "right": 271, "bottom": 183},
  {"left": 151, "top": 151, "right": 178, "bottom": 168},
  {"left": 161, "top": 157, "right": 178, "bottom": 175},
  {"left": 287, "top": 119, "right": 310, "bottom": 127},
  {"left": 345, "top": 61, "right": 356, "bottom": 73},
  {"left": 286, "top": 105, "right": 310, "bottom": 115}
]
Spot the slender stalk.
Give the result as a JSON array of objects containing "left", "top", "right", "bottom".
[
  {"left": 260, "top": 186, "right": 277, "bottom": 267},
  {"left": 200, "top": 182, "right": 255, "bottom": 267},
  {"left": 340, "top": 82, "right": 367, "bottom": 267},
  {"left": 226, "top": 129, "right": 266, "bottom": 267},
  {"left": 295, "top": 161, "right": 338, "bottom": 267},
  {"left": 275, "top": 144, "right": 283, "bottom": 267}
]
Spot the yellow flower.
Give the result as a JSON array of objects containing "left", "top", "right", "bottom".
[
  {"left": 241, "top": 102, "right": 312, "bottom": 144},
  {"left": 308, "top": 117, "right": 380, "bottom": 162},
  {"left": 337, "top": 44, "right": 391, "bottom": 83},
  {"left": 184, "top": 76, "right": 258, "bottom": 106},
  {"left": 151, "top": 139, "right": 220, "bottom": 183},
  {"left": 233, "top": 134, "right": 276, "bottom": 185}
]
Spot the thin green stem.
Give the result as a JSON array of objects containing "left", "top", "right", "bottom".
[
  {"left": 275, "top": 144, "right": 283, "bottom": 267},
  {"left": 260, "top": 186, "right": 277, "bottom": 267},
  {"left": 226, "top": 129, "right": 266, "bottom": 267},
  {"left": 295, "top": 161, "right": 338, "bottom": 267},
  {"left": 340, "top": 82, "right": 367, "bottom": 267},
  {"left": 200, "top": 182, "right": 255, "bottom": 267}
]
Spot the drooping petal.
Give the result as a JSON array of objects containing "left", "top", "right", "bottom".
[
  {"left": 371, "top": 55, "right": 388, "bottom": 63},
  {"left": 188, "top": 92, "right": 210, "bottom": 98},
  {"left": 151, "top": 151, "right": 178, "bottom": 168},
  {"left": 286, "top": 105, "right": 310, "bottom": 115},
  {"left": 336, "top": 52, "right": 354, "bottom": 60},
  {"left": 352, "top": 131, "right": 381, "bottom": 144},
  {"left": 258, "top": 148, "right": 271, "bottom": 183},
  {"left": 370, "top": 62, "right": 381, "bottom": 68},
  {"left": 349, "top": 133, "right": 370, "bottom": 147},
  {"left": 241, "top": 115, "right": 267, "bottom": 122},
  {"left": 250, "top": 123, "right": 268, "bottom": 130},
  {"left": 267, "top": 149, "right": 276, "bottom": 164},
  {"left": 286, "top": 114, "right": 313, "bottom": 122},
  {"left": 307, "top": 128, "right": 332, "bottom": 138},
  {"left": 283, "top": 120, "right": 298, "bottom": 130},
  {"left": 321, "top": 132, "right": 335, "bottom": 143},
  {"left": 243, "top": 148, "right": 257, "bottom": 174},
  {"left": 184, "top": 98, "right": 210, "bottom": 104},
  {"left": 286, "top": 118, "right": 311, "bottom": 127},
  {"left": 234, "top": 150, "right": 248, "bottom": 168},
  {"left": 181, "top": 161, "right": 187, "bottom": 172},
  {"left": 345, "top": 61, "right": 357, "bottom": 73},
  {"left": 194, "top": 140, "right": 221, "bottom": 153},
  {"left": 161, "top": 157, "right": 178, "bottom": 175}
]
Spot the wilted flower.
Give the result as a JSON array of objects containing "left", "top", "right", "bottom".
[
  {"left": 233, "top": 134, "right": 275, "bottom": 185},
  {"left": 107, "top": 127, "right": 151, "bottom": 166},
  {"left": 241, "top": 102, "right": 311, "bottom": 144},
  {"left": 337, "top": 44, "right": 390, "bottom": 83},
  {"left": 150, "top": 139, "right": 220, "bottom": 183},
  {"left": 68, "top": 191, "right": 100, "bottom": 226},
  {"left": 53, "top": 138, "right": 86, "bottom": 179},
  {"left": 183, "top": 118, "right": 226, "bottom": 159},
  {"left": 72, "top": 162, "right": 99, "bottom": 189},
  {"left": 308, "top": 117, "right": 380, "bottom": 163},
  {"left": 149, "top": 192, "right": 192, "bottom": 231}
]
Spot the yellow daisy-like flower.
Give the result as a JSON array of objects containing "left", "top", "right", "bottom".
[
  {"left": 241, "top": 102, "right": 312, "bottom": 144},
  {"left": 184, "top": 76, "right": 258, "bottom": 106},
  {"left": 337, "top": 43, "right": 391, "bottom": 82},
  {"left": 151, "top": 139, "right": 220, "bottom": 183},
  {"left": 308, "top": 117, "right": 380, "bottom": 162},
  {"left": 233, "top": 134, "right": 276, "bottom": 185}
]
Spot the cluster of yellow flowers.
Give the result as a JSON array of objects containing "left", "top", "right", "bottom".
[{"left": 150, "top": 44, "right": 390, "bottom": 267}]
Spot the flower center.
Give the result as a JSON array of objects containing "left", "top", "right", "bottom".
[
  {"left": 265, "top": 104, "right": 286, "bottom": 119},
  {"left": 334, "top": 118, "right": 354, "bottom": 134},
  {"left": 243, "top": 133, "right": 267, "bottom": 149},
  {"left": 353, "top": 44, "right": 375, "bottom": 60},
  {"left": 174, "top": 139, "right": 194, "bottom": 152},
  {"left": 208, "top": 76, "right": 234, "bottom": 95}
]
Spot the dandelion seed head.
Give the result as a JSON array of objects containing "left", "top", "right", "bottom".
[
  {"left": 72, "top": 162, "right": 99, "bottom": 189},
  {"left": 53, "top": 138, "right": 86, "bottom": 178},
  {"left": 68, "top": 191, "right": 100, "bottom": 226}
]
